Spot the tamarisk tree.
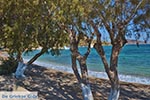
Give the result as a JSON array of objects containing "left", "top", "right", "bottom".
[
  {"left": 57, "top": 0, "right": 95, "bottom": 99},
  {"left": 0, "top": 0, "right": 39, "bottom": 77},
  {"left": 89, "top": 0, "right": 147, "bottom": 99},
  {"left": 0, "top": 0, "right": 68, "bottom": 78},
  {"left": 68, "top": 25, "right": 94, "bottom": 100}
]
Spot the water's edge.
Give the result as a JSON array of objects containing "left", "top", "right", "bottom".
[{"left": 24, "top": 59, "right": 150, "bottom": 85}]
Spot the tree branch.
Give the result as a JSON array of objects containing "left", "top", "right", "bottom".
[
  {"left": 89, "top": 20, "right": 113, "bottom": 82},
  {"left": 125, "top": 0, "right": 144, "bottom": 24},
  {"left": 83, "top": 35, "right": 93, "bottom": 60},
  {"left": 27, "top": 47, "right": 47, "bottom": 65},
  {"left": 94, "top": 7, "right": 115, "bottom": 44}
]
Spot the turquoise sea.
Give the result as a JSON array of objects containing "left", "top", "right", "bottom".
[{"left": 23, "top": 44, "right": 150, "bottom": 85}]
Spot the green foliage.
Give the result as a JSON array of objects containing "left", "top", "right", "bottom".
[
  {"left": 0, "top": 0, "right": 149, "bottom": 61},
  {"left": 0, "top": 0, "right": 69, "bottom": 59},
  {"left": 133, "top": 0, "right": 150, "bottom": 25},
  {"left": 34, "top": 0, "right": 69, "bottom": 53},
  {"left": 0, "top": 0, "right": 39, "bottom": 56},
  {"left": 0, "top": 56, "right": 18, "bottom": 75}
]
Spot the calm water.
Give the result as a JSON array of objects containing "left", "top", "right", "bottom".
[{"left": 23, "top": 44, "right": 150, "bottom": 84}]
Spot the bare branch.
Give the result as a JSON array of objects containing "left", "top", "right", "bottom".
[
  {"left": 93, "top": 7, "right": 115, "bottom": 44},
  {"left": 125, "top": 0, "right": 144, "bottom": 24},
  {"left": 83, "top": 35, "right": 93, "bottom": 59},
  {"left": 71, "top": 54, "right": 82, "bottom": 83},
  {"left": 89, "top": 20, "right": 113, "bottom": 82}
]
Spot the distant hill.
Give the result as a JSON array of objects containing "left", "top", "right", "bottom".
[
  {"left": 79, "top": 39, "right": 149, "bottom": 47},
  {"left": 127, "top": 39, "right": 150, "bottom": 44}
]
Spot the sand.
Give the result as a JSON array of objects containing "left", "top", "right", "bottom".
[{"left": 0, "top": 64, "right": 150, "bottom": 100}]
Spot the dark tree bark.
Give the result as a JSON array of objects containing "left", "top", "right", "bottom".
[
  {"left": 27, "top": 48, "right": 47, "bottom": 65},
  {"left": 15, "top": 47, "right": 47, "bottom": 78},
  {"left": 71, "top": 54, "right": 82, "bottom": 83},
  {"left": 90, "top": 19, "right": 128, "bottom": 100},
  {"left": 16, "top": 51, "right": 23, "bottom": 62},
  {"left": 69, "top": 28, "right": 94, "bottom": 100}
]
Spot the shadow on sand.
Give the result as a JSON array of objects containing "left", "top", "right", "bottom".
[{"left": 0, "top": 65, "right": 150, "bottom": 100}]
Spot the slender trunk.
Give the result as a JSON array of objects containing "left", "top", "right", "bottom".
[
  {"left": 90, "top": 17, "right": 127, "bottom": 100},
  {"left": 71, "top": 53, "right": 94, "bottom": 100},
  {"left": 15, "top": 48, "right": 47, "bottom": 78},
  {"left": 94, "top": 43, "right": 112, "bottom": 81},
  {"left": 108, "top": 84, "right": 120, "bottom": 100},
  {"left": 108, "top": 72, "right": 120, "bottom": 100},
  {"left": 78, "top": 58, "right": 94, "bottom": 100},
  {"left": 69, "top": 28, "right": 93, "bottom": 100},
  {"left": 94, "top": 43, "right": 120, "bottom": 100},
  {"left": 27, "top": 48, "right": 46, "bottom": 65},
  {"left": 16, "top": 51, "right": 23, "bottom": 62},
  {"left": 15, "top": 51, "right": 27, "bottom": 78},
  {"left": 81, "top": 83, "right": 94, "bottom": 100},
  {"left": 15, "top": 61, "right": 27, "bottom": 78},
  {"left": 108, "top": 44, "right": 121, "bottom": 100},
  {"left": 71, "top": 54, "right": 82, "bottom": 83}
]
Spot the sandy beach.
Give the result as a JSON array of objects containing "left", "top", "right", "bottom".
[{"left": 0, "top": 64, "right": 150, "bottom": 100}]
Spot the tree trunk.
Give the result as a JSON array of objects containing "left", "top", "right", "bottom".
[
  {"left": 15, "top": 51, "right": 27, "bottom": 78},
  {"left": 27, "top": 48, "right": 46, "bottom": 65},
  {"left": 81, "top": 83, "right": 94, "bottom": 100},
  {"left": 15, "top": 61, "right": 27, "bottom": 78},
  {"left": 108, "top": 73, "right": 120, "bottom": 100},
  {"left": 15, "top": 48, "right": 47, "bottom": 78},
  {"left": 71, "top": 54, "right": 82, "bottom": 83},
  {"left": 71, "top": 53, "right": 94, "bottom": 100},
  {"left": 16, "top": 51, "right": 23, "bottom": 62},
  {"left": 109, "top": 44, "right": 121, "bottom": 100},
  {"left": 78, "top": 58, "right": 94, "bottom": 100},
  {"left": 69, "top": 28, "right": 93, "bottom": 100},
  {"left": 94, "top": 43, "right": 120, "bottom": 100},
  {"left": 108, "top": 84, "right": 120, "bottom": 100}
]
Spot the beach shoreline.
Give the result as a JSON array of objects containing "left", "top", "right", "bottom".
[
  {"left": 0, "top": 64, "right": 150, "bottom": 100},
  {"left": 23, "top": 59, "right": 150, "bottom": 85}
]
